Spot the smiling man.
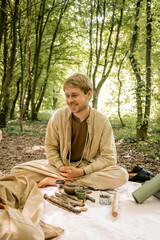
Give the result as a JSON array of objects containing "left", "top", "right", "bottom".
[{"left": 37, "top": 73, "right": 128, "bottom": 189}]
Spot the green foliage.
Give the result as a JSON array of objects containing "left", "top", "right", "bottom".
[
  {"left": 149, "top": 118, "right": 160, "bottom": 134},
  {"left": 38, "top": 110, "right": 53, "bottom": 121},
  {"left": 0, "top": 0, "right": 160, "bottom": 139},
  {"left": 110, "top": 115, "right": 136, "bottom": 143},
  {"left": 2, "top": 120, "right": 46, "bottom": 137},
  {"left": 110, "top": 114, "right": 160, "bottom": 144}
]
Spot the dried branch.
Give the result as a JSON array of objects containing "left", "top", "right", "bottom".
[{"left": 44, "top": 194, "right": 81, "bottom": 214}]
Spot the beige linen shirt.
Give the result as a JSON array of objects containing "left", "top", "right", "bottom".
[{"left": 45, "top": 106, "right": 117, "bottom": 175}]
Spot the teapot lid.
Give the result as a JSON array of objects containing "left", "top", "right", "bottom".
[{"left": 66, "top": 181, "right": 78, "bottom": 187}]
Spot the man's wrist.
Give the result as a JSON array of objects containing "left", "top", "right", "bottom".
[{"left": 83, "top": 168, "right": 86, "bottom": 176}]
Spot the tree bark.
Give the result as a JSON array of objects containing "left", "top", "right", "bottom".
[
  {"left": 0, "top": 15, "right": 7, "bottom": 104},
  {"left": 0, "top": 0, "right": 7, "bottom": 49},
  {"left": 23, "top": 82, "right": 31, "bottom": 120},
  {"left": 137, "top": 0, "right": 152, "bottom": 141},
  {"left": 129, "top": 0, "right": 152, "bottom": 141},
  {"left": 87, "top": 0, "right": 94, "bottom": 78},
  {"left": 0, "top": 0, "right": 19, "bottom": 128},
  {"left": 10, "top": 77, "right": 21, "bottom": 119},
  {"left": 31, "top": 0, "right": 46, "bottom": 120},
  {"left": 20, "top": 0, "right": 32, "bottom": 131},
  {"left": 144, "top": 0, "right": 152, "bottom": 128},
  {"left": 18, "top": 14, "right": 27, "bottom": 119},
  {"left": 129, "top": 0, "right": 143, "bottom": 137},
  {"left": 117, "top": 51, "right": 128, "bottom": 127}
]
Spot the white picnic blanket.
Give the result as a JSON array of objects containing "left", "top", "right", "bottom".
[{"left": 40, "top": 181, "right": 160, "bottom": 240}]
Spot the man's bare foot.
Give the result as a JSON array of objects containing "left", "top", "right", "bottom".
[{"left": 38, "top": 177, "right": 58, "bottom": 188}]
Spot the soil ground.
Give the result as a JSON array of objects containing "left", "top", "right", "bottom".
[{"left": 0, "top": 135, "right": 159, "bottom": 177}]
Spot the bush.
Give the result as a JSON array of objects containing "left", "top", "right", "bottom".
[
  {"left": 110, "top": 115, "right": 136, "bottom": 143},
  {"left": 38, "top": 110, "right": 53, "bottom": 121}
]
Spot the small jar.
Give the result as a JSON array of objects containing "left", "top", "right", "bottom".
[{"left": 75, "top": 189, "right": 86, "bottom": 199}]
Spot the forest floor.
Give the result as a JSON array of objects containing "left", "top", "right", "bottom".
[{"left": 0, "top": 132, "right": 159, "bottom": 177}]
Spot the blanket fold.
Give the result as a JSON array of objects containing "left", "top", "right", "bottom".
[{"left": 0, "top": 175, "right": 64, "bottom": 240}]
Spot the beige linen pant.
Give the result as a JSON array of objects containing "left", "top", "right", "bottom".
[{"left": 11, "top": 159, "right": 128, "bottom": 190}]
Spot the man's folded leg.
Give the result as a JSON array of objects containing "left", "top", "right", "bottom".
[
  {"left": 11, "top": 160, "right": 128, "bottom": 190},
  {"left": 76, "top": 165, "right": 129, "bottom": 190},
  {"left": 11, "top": 159, "right": 61, "bottom": 183}
]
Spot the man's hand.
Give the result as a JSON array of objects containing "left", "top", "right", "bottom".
[{"left": 59, "top": 166, "right": 83, "bottom": 179}]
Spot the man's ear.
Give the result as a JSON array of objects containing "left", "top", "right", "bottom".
[{"left": 87, "top": 89, "right": 93, "bottom": 100}]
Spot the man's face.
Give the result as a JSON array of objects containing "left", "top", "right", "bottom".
[{"left": 64, "top": 85, "right": 92, "bottom": 114}]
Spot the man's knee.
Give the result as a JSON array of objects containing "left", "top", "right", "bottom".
[{"left": 118, "top": 167, "right": 129, "bottom": 185}]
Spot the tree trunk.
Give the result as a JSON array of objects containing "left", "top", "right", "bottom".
[
  {"left": 137, "top": 0, "right": 152, "bottom": 141},
  {"left": 87, "top": 0, "right": 94, "bottom": 78},
  {"left": 92, "top": 89, "right": 99, "bottom": 109},
  {"left": 129, "top": 0, "right": 151, "bottom": 141},
  {"left": 0, "top": 0, "right": 7, "bottom": 49},
  {"left": 0, "top": 0, "right": 19, "bottom": 128},
  {"left": 23, "top": 82, "right": 31, "bottom": 120},
  {"left": 10, "top": 77, "right": 21, "bottom": 119},
  {"left": 31, "top": 0, "right": 46, "bottom": 120},
  {"left": 117, "top": 51, "right": 128, "bottom": 127},
  {"left": 20, "top": 0, "right": 32, "bottom": 131},
  {"left": 129, "top": 0, "right": 143, "bottom": 140},
  {"left": 0, "top": 15, "right": 7, "bottom": 104},
  {"left": 144, "top": 0, "right": 152, "bottom": 134},
  {"left": 18, "top": 14, "right": 27, "bottom": 119}
]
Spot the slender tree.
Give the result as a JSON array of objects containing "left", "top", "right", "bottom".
[
  {"left": 87, "top": 0, "right": 125, "bottom": 109},
  {"left": 0, "top": 0, "right": 19, "bottom": 128},
  {"left": 129, "top": 0, "right": 152, "bottom": 141},
  {"left": 143, "top": 0, "right": 152, "bottom": 139},
  {"left": 117, "top": 51, "right": 128, "bottom": 127},
  {"left": 0, "top": 0, "right": 7, "bottom": 50},
  {"left": 20, "top": 0, "right": 32, "bottom": 131}
]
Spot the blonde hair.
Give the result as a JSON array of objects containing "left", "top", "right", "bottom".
[{"left": 63, "top": 73, "right": 93, "bottom": 94}]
